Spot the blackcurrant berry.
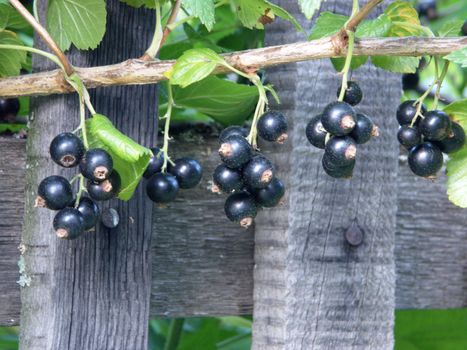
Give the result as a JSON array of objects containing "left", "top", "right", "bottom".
[
  {"left": 101, "top": 208, "right": 120, "bottom": 228},
  {"left": 337, "top": 81, "right": 362, "bottom": 106},
  {"left": 0, "top": 98, "right": 20, "bottom": 121},
  {"left": 435, "top": 122, "right": 465, "bottom": 154},
  {"left": 408, "top": 142, "right": 443, "bottom": 178},
  {"left": 77, "top": 197, "right": 100, "bottom": 231},
  {"left": 143, "top": 147, "right": 165, "bottom": 179},
  {"left": 87, "top": 171, "right": 121, "bottom": 201},
  {"left": 420, "top": 110, "right": 451, "bottom": 141},
  {"left": 169, "top": 157, "right": 203, "bottom": 189},
  {"left": 257, "top": 111, "right": 288, "bottom": 143},
  {"left": 53, "top": 208, "right": 84, "bottom": 240},
  {"left": 224, "top": 191, "right": 257, "bottom": 228},
  {"left": 36, "top": 175, "right": 73, "bottom": 210},
  {"left": 212, "top": 164, "right": 243, "bottom": 193},
  {"left": 402, "top": 73, "right": 419, "bottom": 91},
  {"left": 49, "top": 132, "right": 85, "bottom": 168},
  {"left": 396, "top": 100, "right": 426, "bottom": 126},
  {"left": 252, "top": 177, "right": 285, "bottom": 208},
  {"left": 242, "top": 155, "right": 274, "bottom": 189},
  {"left": 219, "top": 135, "right": 252, "bottom": 169},
  {"left": 219, "top": 125, "right": 248, "bottom": 143},
  {"left": 322, "top": 153, "right": 355, "bottom": 179},
  {"left": 418, "top": 0, "right": 437, "bottom": 20},
  {"left": 322, "top": 101, "right": 356, "bottom": 135},
  {"left": 324, "top": 136, "right": 357, "bottom": 167},
  {"left": 350, "top": 113, "right": 377, "bottom": 144},
  {"left": 305, "top": 114, "right": 327, "bottom": 149},
  {"left": 397, "top": 125, "right": 422, "bottom": 149},
  {"left": 80, "top": 148, "right": 113, "bottom": 182},
  {"left": 146, "top": 173, "right": 179, "bottom": 203}
]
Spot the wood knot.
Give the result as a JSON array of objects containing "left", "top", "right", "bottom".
[{"left": 331, "top": 30, "right": 349, "bottom": 56}]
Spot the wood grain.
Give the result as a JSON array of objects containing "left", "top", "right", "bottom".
[
  {"left": 0, "top": 37, "right": 465, "bottom": 98},
  {"left": 19, "top": 2, "right": 157, "bottom": 349}
]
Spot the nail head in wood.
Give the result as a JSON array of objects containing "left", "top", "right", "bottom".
[{"left": 345, "top": 221, "right": 364, "bottom": 247}]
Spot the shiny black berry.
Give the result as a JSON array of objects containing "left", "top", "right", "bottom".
[
  {"left": 219, "top": 135, "right": 252, "bottom": 169},
  {"left": 408, "top": 142, "right": 443, "bottom": 178},
  {"left": 397, "top": 125, "right": 422, "bottom": 149},
  {"left": 0, "top": 98, "right": 20, "bottom": 122},
  {"left": 143, "top": 148, "right": 165, "bottom": 179},
  {"left": 257, "top": 111, "right": 288, "bottom": 143},
  {"left": 350, "top": 113, "right": 377, "bottom": 144},
  {"left": 324, "top": 136, "right": 357, "bottom": 167},
  {"left": 418, "top": 0, "right": 437, "bottom": 20},
  {"left": 224, "top": 191, "right": 257, "bottom": 228},
  {"left": 243, "top": 155, "right": 274, "bottom": 189},
  {"left": 322, "top": 101, "right": 356, "bottom": 136},
  {"left": 53, "top": 208, "right": 84, "bottom": 239},
  {"left": 322, "top": 153, "right": 355, "bottom": 179},
  {"left": 101, "top": 208, "right": 120, "bottom": 229},
  {"left": 252, "top": 177, "right": 285, "bottom": 208},
  {"left": 87, "top": 171, "right": 121, "bottom": 201},
  {"left": 305, "top": 114, "right": 327, "bottom": 149},
  {"left": 49, "top": 132, "right": 85, "bottom": 168},
  {"left": 337, "top": 81, "right": 362, "bottom": 106},
  {"left": 219, "top": 125, "right": 248, "bottom": 143},
  {"left": 212, "top": 164, "right": 243, "bottom": 193},
  {"left": 146, "top": 173, "right": 179, "bottom": 203},
  {"left": 169, "top": 157, "right": 203, "bottom": 189},
  {"left": 36, "top": 175, "right": 73, "bottom": 210},
  {"left": 420, "top": 110, "right": 451, "bottom": 141},
  {"left": 77, "top": 197, "right": 100, "bottom": 231},
  {"left": 402, "top": 73, "right": 419, "bottom": 91},
  {"left": 80, "top": 148, "right": 113, "bottom": 182},
  {"left": 435, "top": 122, "right": 465, "bottom": 153},
  {"left": 396, "top": 100, "right": 426, "bottom": 126}
]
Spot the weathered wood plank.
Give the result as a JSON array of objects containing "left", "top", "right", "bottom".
[
  {"left": 252, "top": 1, "right": 399, "bottom": 349},
  {"left": 18, "top": 2, "right": 156, "bottom": 349},
  {"left": 0, "top": 138, "right": 24, "bottom": 326}
]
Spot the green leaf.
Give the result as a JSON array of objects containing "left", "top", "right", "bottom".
[
  {"left": 0, "top": 123, "right": 26, "bottom": 133},
  {"left": 444, "top": 47, "right": 467, "bottom": 68},
  {"left": 308, "top": 12, "right": 347, "bottom": 40},
  {"left": 119, "top": 0, "right": 158, "bottom": 8},
  {"left": 331, "top": 56, "right": 368, "bottom": 72},
  {"left": 0, "top": 3, "right": 29, "bottom": 30},
  {"left": 356, "top": 14, "right": 391, "bottom": 38},
  {"left": 444, "top": 99, "right": 467, "bottom": 207},
  {"left": 231, "top": 0, "right": 302, "bottom": 31},
  {"left": 437, "top": 19, "right": 464, "bottom": 37},
  {"left": 371, "top": 55, "right": 420, "bottom": 73},
  {"left": 85, "top": 114, "right": 152, "bottom": 201},
  {"left": 183, "top": 0, "right": 215, "bottom": 31},
  {"left": 298, "top": 0, "right": 322, "bottom": 20},
  {"left": 165, "top": 48, "right": 225, "bottom": 88},
  {"left": 0, "top": 30, "right": 27, "bottom": 77},
  {"left": 172, "top": 76, "right": 259, "bottom": 125},
  {"left": 47, "top": 0, "right": 107, "bottom": 51}
]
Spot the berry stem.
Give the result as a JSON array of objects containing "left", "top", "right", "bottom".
[
  {"left": 344, "top": 0, "right": 383, "bottom": 32},
  {"left": 247, "top": 76, "right": 268, "bottom": 148},
  {"left": 337, "top": 30, "right": 355, "bottom": 102},
  {"left": 161, "top": 82, "right": 175, "bottom": 172},
  {"left": 142, "top": 0, "right": 163, "bottom": 60},
  {"left": 74, "top": 174, "right": 86, "bottom": 208},
  {"left": 433, "top": 60, "right": 449, "bottom": 109}
]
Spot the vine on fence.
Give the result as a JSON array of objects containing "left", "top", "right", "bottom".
[{"left": 0, "top": 0, "right": 466, "bottom": 236}]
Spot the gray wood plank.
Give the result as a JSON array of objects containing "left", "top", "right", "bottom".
[
  {"left": 252, "top": 1, "right": 400, "bottom": 349},
  {"left": 19, "top": 2, "right": 157, "bottom": 349},
  {"left": 0, "top": 138, "right": 24, "bottom": 326}
]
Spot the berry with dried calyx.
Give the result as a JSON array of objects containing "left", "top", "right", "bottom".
[
  {"left": 257, "top": 111, "right": 288, "bottom": 143},
  {"left": 322, "top": 153, "right": 355, "bottom": 179},
  {"left": 337, "top": 81, "right": 363, "bottom": 106},
  {"left": 212, "top": 164, "right": 243, "bottom": 193},
  {"left": 305, "top": 114, "right": 327, "bottom": 149},
  {"left": 252, "top": 177, "right": 285, "bottom": 207},
  {"left": 322, "top": 101, "right": 356, "bottom": 136},
  {"left": 87, "top": 171, "right": 121, "bottom": 201},
  {"left": 243, "top": 155, "right": 274, "bottom": 189},
  {"left": 50, "top": 132, "right": 85, "bottom": 168},
  {"left": 350, "top": 113, "right": 377, "bottom": 144},
  {"left": 324, "top": 136, "right": 357, "bottom": 167},
  {"left": 219, "top": 125, "right": 248, "bottom": 143},
  {"left": 53, "top": 208, "right": 84, "bottom": 239},
  {"left": 434, "top": 122, "right": 465, "bottom": 154},
  {"left": 80, "top": 148, "right": 113, "bottom": 182},
  {"left": 36, "top": 175, "right": 73, "bottom": 210},
  {"left": 224, "top": 191, "right": 257, "bottom": 228},
  {"left": 219, "top": 135, "right": 252, "bottom": 169}
]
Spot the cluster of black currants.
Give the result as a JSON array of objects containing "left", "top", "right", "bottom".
[
  {"left": 36, "top": 133, "right": 117, "bottom": 239},
  {"left": 212, "top": 111, "right": 287, "bottom": 228},
  {"left": 396, "top": 100, "right": 465, "bottom": 178},
  {"left": 305, "top": 81, "right": 378, "bottom": 178},
  {"left": 144, "top": 148, "right": 203, "bottom": 204}
]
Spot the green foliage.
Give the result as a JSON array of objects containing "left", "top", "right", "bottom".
[
  {"left": 0, "top": 30, "right": 27, "bottom": 77},
  {"left": 165, "top": 48, "right": 225, "bottom": 88},
  {"left": 436, "top": 20, "right": 464, "bottom": 37},
  {"left": 85, "top": 114, "right": 152, "bottom": 201},
  {"left": 395, "top": 309, "right": 467, "bottom": 350},
  {"left": 47, "top": 0, "right": 107, "bottom": 51},
  {"left": 183, "top": 0, "right": 215, "bottom": 31},
  {"left": 308, "top": 12, "right": 347, "bottom": 40},
  {"left": 120, "top": 0, "right": 159, "bottom": 8},
  {"left": 0, "top": 326, "right": 18, "bottom": 350},
  {"left": 445, "top": 47, "right": 467, "bottom": 68},
  {"left": 444, "top": 99, "right": 467, "bottom": 208},
  {"left": 0, "top": 3, "right": 29, "bottom": 30},
  {"left": 298, "top": 0, "right": 323, "bottom": 20}
]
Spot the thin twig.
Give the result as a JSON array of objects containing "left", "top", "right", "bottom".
[
  {"left": 160, "top": 0, "right": 182, "bottom": 48},
  {"left": 8, "top": 0, "right": 74, "bottom": 76},
  {"left": 345, "top": 0, "right": 384, "bottom": 32}
]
